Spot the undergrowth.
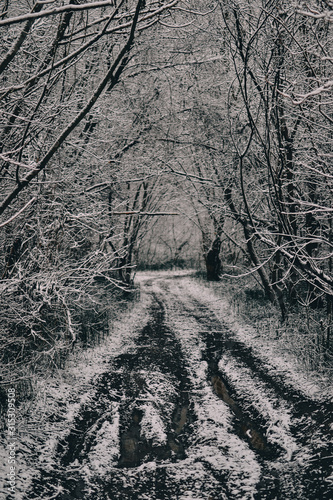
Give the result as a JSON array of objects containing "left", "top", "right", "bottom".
[{"left": 0, "top": 280, "right": 139, "bottom": 403}]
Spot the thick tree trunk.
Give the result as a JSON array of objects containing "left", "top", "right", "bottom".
[{"left": 205, "top": 237, "right": 222, "bottom": 281}]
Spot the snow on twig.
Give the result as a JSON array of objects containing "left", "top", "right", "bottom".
[
  {"left": 0, "top": 1, "right": 115, "bottom": 27},
  {"left": 0, "top": 197, "right": 36, "bottom": 228}
]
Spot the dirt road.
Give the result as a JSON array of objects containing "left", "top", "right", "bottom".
[{"left": 25, "top": 273, "right": 332, "bottom": 499}]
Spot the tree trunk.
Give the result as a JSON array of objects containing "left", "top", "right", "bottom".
[{"left": 205, "top": 237, "right": 222, "bottom": 281}]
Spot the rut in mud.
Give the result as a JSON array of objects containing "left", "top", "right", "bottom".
[
  {"left": 24, "top": 274, "right": 332, "bottom": 500},
  {"left": 166, "top": 290, "right": 332, "bottom": 500},
  {"left": 26, "top": 294, "right": 198, "bottom": 499},
  {"left": 60, "top": 295, "right": 193, "bottom": 469}
]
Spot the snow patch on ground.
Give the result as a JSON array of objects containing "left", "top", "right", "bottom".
[
  {"left": 218, "top": 355, "right": 298, "bottom": 461},
  {"left": 141, "top": 370, "right": 178, "bottom": 418},
  {"left": 68, "top": 290, "right": 153, "bottom": 385},
  {"left": 173, "top": 276, "right": 333, "bottom": 402},
  {"left": 161, "top": 286, "right": 261, "bottom": 499},
  {"left": 140, "top": 403, "right": 168, "bottom": 446},
  {"left": 86, "top": 403, "right": 120, "bottom": 477},
  {"left": 134, "top": 369, "right": 177, "bottom": 447}
]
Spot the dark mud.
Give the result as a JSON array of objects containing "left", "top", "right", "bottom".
[
  {"left": 23, "top": 277, "right": 333, "bottom": 500},
  {"left": 25, "top": 294, "right": 197, "bottom": 499},
  {"left": 189, "top": 297, "right": 332, "bottom": 422},
  {"left": 166, "top": 289, "right": 333, "bottom": 500}
]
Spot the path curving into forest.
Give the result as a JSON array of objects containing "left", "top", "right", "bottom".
[{"left": 25, "top": 273, "right": 332, "bottom": 500}]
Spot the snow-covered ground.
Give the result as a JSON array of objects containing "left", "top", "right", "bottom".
[
  {"left": 144, "top": 271, "right": 332, "bottom": 402},
  {"left": 1, "top": 270, "right": 332, "bottom": 499}
]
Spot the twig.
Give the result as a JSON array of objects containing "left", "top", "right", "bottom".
[{"left": 0, "top": 197, "right": 36, "bottom": 228}]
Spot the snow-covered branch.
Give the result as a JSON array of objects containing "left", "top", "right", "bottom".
[
  {"left": 0, "top": 198, "right": 37, "bottom": 228},
  {"left": 0, "top": 1, "right": 115, "bottom": 27}
]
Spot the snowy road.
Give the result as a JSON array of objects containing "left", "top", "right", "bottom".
[{"left": 26, "top": 273, "right": 332, "bottom": 499}]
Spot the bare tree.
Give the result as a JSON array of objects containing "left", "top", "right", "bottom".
[{"left": 0, "top": 0, "right": 180, "bottom": 376}]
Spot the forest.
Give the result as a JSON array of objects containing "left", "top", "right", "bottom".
[
  {"left": 1, "top": 0, "right": 332, "bottom": 386},
  {"left": 0, "top": 0, "right": 332, "bottom": 461},
  {"left": 1, "top": 1, "right": 333, "bottom": 498}
]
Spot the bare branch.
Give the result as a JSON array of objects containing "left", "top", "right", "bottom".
[
  {"left": 0, "top": 1, "right": 115, "bottom": 27},
  {"left": 0, "top": 0, "right": 146, "bottom": 216},
  {"left": 0, "top": 197, "right": 36, "bottom": 228},
  {"left": 112, "top": 211, "right": 179, "bottom": 215}
]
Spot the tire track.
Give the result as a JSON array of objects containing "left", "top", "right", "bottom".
[
  {"left": 157, "top": 277, "right": 333, "bottom": 500},
  {"left": 25, "top": 293, "right": 202, "bottom": 499},
  {"left": 24, "top": 275, "right": 332, "bottom": 499}
]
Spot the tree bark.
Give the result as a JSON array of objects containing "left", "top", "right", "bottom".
[{"left": 205, "top": 237, "right": 222, "bottom": 281}]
